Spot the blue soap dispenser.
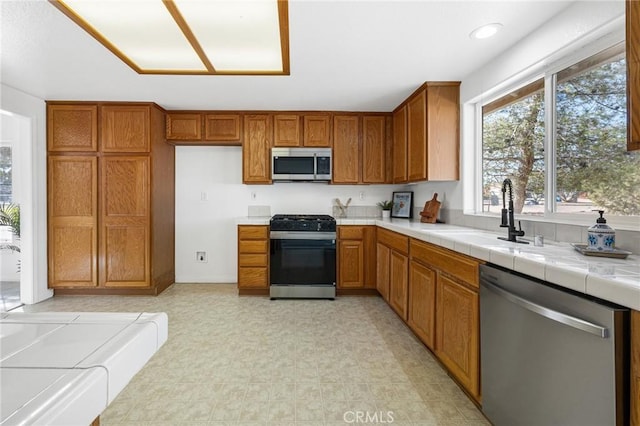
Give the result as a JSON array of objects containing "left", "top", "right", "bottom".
[{"left": 587, "top": 210, "right": 615, "bottom": 251}]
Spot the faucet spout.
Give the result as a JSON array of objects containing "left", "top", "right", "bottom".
[{"left": 498, "top": 178, "right": 529, "bottom": 244}]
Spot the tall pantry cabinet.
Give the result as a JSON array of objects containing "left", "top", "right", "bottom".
[{"left": 47, "top": 102, "right": 175, "bottom": 295}]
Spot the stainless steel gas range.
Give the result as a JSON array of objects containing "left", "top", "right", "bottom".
[{"left": 269, "top": 214, "right": 336, "bottom": 299}]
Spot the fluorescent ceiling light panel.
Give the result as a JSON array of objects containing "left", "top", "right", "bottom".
[
  {"left": 176, "top": 0, "right": 283, "bottom": 72},
  {"left": 50, "top": 0, "right": 289, "bottom": 75}
]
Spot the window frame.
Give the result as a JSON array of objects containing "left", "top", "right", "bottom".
[{"left": 472, "top": 40, "right": 638, "bottom": 230}]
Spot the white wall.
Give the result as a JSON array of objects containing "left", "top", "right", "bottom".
[
  {"left": 175, "top": 146, "right": 462, "bottom": 283},
  {"left": 0, "top": 84, "right": 51, "bottom": 304},
  {"left": 457, "top": 1, "right": 625, "bottom": 214}
]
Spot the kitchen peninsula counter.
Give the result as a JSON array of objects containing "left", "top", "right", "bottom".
[{"left": 235, "top": 216, "right": 639, "bottom": 309}]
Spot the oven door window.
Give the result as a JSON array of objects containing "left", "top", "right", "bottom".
[{"left": 270, "top": 239, "right": 336, "bottom": 285}]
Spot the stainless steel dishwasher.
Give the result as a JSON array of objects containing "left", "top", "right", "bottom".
[{"left": 480, "top": 264, "right": 629, "bottom": 426}]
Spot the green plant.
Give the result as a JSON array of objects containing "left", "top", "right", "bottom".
[
  {"left": 377, "top": 200, "right": 393, "bottom": 210},
  {"left": 0, "top": 203, "right": 20, "bottom": 253}
]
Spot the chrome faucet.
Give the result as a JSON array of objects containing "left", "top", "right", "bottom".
[{"left": 498, "top": 178, "right": 529, "bottom": 244}]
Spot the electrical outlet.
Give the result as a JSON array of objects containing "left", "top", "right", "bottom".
[
  {"left": 251, "top": 192, "right": 257, "bottom": 200},
  {"left": 196, "top": 251, "right": 207, "bottom": 263},
  {"left": 359, "top": 191, "right": 365, "bottom": 200},
  {"left": 200, "top": 192, "right": 208, "bottom": 201}
]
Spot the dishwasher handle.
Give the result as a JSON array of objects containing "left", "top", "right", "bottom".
[{"left": 481, "top": 279, "right": 609, "bottom": 338}]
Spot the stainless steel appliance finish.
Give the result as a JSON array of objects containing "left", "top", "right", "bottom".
[
  {"left": 271, "top": 147, "right": 332, "bottom": 182},
  {"left": 480, "top": 264, "right": 629, "bottom": 426},
  {"left": 269, "top": 214, "right": 336, "bottom": 299}
]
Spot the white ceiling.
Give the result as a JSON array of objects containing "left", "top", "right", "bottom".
[{"left": 1, "top": 0, "right": 575, "bottom": 112}]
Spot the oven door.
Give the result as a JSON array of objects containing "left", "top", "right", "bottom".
[{"left": 270, "top": 231, "right": 336, "bottom": 286}]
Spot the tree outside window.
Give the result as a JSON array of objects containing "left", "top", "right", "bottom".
[{"left": 482, "top": 44, "right": 639, "bottom": 218}]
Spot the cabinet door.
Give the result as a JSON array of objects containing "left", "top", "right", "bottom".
[
  {"left": 101, "top": 105, "right": 150, "bottom": 152},
  {"left": 628, "top": 0, "right": 640, "bottom": 151},
  {"left": 48, "top": 156, "right": 98, "bottom": 287},
  {"left": 408, "top": 260, "right": 436, "bottom": 349},
  {"left": 632, "top": 310, "right": 640, "bottom": 426},
  {"left": 333, "top": 115, "right": 360, "bottom": 183},
  {"left": 392, "top": 106, "right": 408, "bottom": 183},
  {"left": 389, "top": 250, "right": 409, "bottom": 321},
  {"left": 303, "top": 114, "right": 331, "bottom": 147},
  {"left": 338, "top": 239, "right": 364, "bottom": 288},
  {"left": 166, "top": 113, "right": 202, "bottom": 141},
  {"left": 204, "top": 114, "right": 242, "bottom": 143},
  {"left": 436, "top": 274, "right": 480, "bottom": 399},
  {"left": 237, "top": 225, "right": 269, "bottom": 289},
  {"left": 47, "top": 104, "right": 98, "bottom": 152},
  {"left": 376, "top": 243, "right": 390, "bottom": 301},
  {"left": 273, "top": 114, "right": 301, "bottom": 147},
  {"left": 100, "top": 156, "right": 150, "bottom": 287},
  {"left": 243, "top": 115, "right": 272, "bottom": 184},
  {"left": 407, "top": 90, "right": 427, "bottom": 182},
  {"left": 362, "top": 115, "right": 386, "bottom": 183},
  {"left": 426, "top": 84, "right": 460, "bottom": 180}
]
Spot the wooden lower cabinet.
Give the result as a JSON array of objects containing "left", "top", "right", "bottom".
[
  {"left": 408, "top": 260, "right": 436, "bottom": 350},
  {"left": 389, "top": 250, "right": 409, "bottom": 320},
  {"left": 435, "top": 273, "right": 480, "bottom": 401},
  {"left": 376, "top": 243, "right": 390, "bottom": 301},
  {"left": 237, "top": 225, "right": 269, "bottom": 290},
  {"left": 337, "top": 226, "right": 375, "bottom": 290},
  {"left": 632, "top": 310, "right": 640, "bottom": 426},
  {"left": 376, "top": 228, "right": 409, "bottom": 320}
]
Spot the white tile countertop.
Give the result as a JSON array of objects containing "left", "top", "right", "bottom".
[
  {"left": 236, "top": 216, "right": 640, "bottom": 310},
  {"left": 0, "top": 312, "right": 168, "bottom": 425}
]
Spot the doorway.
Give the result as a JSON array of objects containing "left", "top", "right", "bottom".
[{"left": 0, "top": 111, "right": 26, "bottom": 311}]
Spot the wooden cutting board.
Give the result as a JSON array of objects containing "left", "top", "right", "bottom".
[{"left": 420, "top": 193, "right": 441, "bottom": 223}]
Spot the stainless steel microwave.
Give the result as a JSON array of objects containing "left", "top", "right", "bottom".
[{"left": 271, "top": 147, "right": 332, "bottom": 182}]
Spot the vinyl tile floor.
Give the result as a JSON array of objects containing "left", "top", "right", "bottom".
[{"left": 19, "top": 284, "right": 490, "bottom": 425}]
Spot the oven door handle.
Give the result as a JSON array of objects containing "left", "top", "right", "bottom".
[{"left": 270, "top": 231, "right": 336, "bottom": 240}]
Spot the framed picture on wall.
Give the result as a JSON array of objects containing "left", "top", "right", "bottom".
[{"left": 391, "top": 191, "right": 413, "bottom": 218}]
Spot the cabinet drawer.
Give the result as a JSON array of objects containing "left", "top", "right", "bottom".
[
  {"left": 238, "top": 267, "right": 268, "bottom": 288},
  {"left": 239, "top": 240, "right": 268, "bottom": 254},
  {"left": 377, "top": 228, "right": 409, "bottom": 255},
  {"left": 338, "top": 226, "right": 364, "bottom": 240},
  {"left": 238, "top": 226, "right": 268, "bottom": 240},
  {"left": 411, "top": 239, "right": 479, "bottom": 288},
  {"left": 239, "top": 253, "right": 267, "bottom": 267}
]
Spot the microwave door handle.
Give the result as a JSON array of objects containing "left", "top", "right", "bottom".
[{"left": 313, "top": 153, "right": 317, "bottom": 180}]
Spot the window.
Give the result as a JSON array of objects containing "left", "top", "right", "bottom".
[
  {"left": 481, "top": 43, "right": 639, "bottom": 220},
  {"left": 0, "top": 145, "right": 11, "bottom": 203}
]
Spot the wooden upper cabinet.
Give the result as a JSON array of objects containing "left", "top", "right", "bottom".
[
  {"left": 166, "top": 113, "right": 202, "bottom": 141},
  {"left": 427, "top": 84, "right": 460, "bottom": 180},
  {"left": 362, "top": 115, "right": 386, "bottom": 183},
  {"left": 243, "top": 115, "right": 272, "bottom": 184},
  {"left": 398, "top": 82, "right": 460, "bottom": 183},
  {"left": 628, "top": 0, "right": 640, "bottom": 151},
  {"left": 303, "top": 114, "right": 332, "bottom": 147},
  {"left": 48, "top": 156, "right": 98, "bottom": 288},
  {"left": 332, "top": 115, "right": 360, "bottom": 183},
  {"left": 204, "top": 114, "right": 242, "bottom": 144},
  {"left": 47, "top": 104, "right": 98, "bottom": 152},
  {"left": 407, "top": 90, "right": 427, "bottom": 182},
  {"left": 273, "top": 114, "right": 302, "bottom": 146},
  {"left": 101, "top": 105, "right": 150, "bottom": 153},
  {"left": 392, "top": 106, "right": 408, "bottom": 183}
]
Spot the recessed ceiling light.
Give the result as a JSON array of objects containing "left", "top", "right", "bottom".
[{"left": 469, "top": 23, "right": 503, "bottom": 40}]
